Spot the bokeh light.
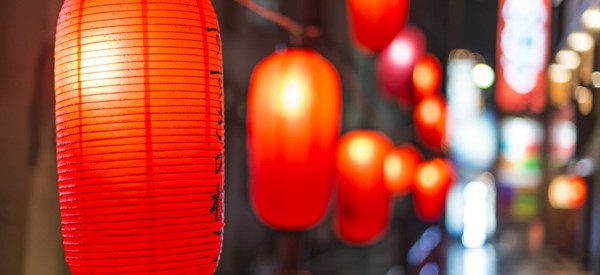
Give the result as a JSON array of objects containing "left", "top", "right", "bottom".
[{"left": 471, "top": 63, "right": 495, "bottom": 89}]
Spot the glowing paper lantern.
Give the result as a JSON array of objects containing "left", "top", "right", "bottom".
[
  {"left": 346, "top": 0, "right": 410, "bottom": 53},
  {"left": 248, "top": 49, "right": 341, "bottom": 230},
  {"left": 414, "top": 95, "right": 447, "bottom": 149},
  {"left": 549, "top": 175, "right": 587, "bottom": 210},
  {"left": 384, "top": 145, "right": 423, "bottom": 195},
  {"left": 413, "top": 54, "right": 442, "bottom": 103},
  {"left": 335, "top": 131, "right": 393, "bottom": 245},
  {"left": 377, "top": 26, "right": 426, "bottom": 106},
  {"left": 413, "top": 159, "right": 455, "bottom": 222},
  {"left": 55, "top": 0, "right": 224, "bottom": 273}
]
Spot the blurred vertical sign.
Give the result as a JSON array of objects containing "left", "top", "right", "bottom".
[{"left": 495, "top": 0, "right": 550, "bottom": 114}]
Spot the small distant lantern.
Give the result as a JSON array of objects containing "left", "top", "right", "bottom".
[
  {"left": 384, "top": 145, "right": 423, "bottom": 195},
  {"left": 413, "top": 159, "right": 455, "bottom": 222},
  {"left": 414, "top": 95, "right": 447, "bottom": 149},
  {"left": 335, "top": 130, "right": 393, "bottom": 245},
  {"left": 247, "top": 49, "right": 342, "bottom": 230},
  {"left": 549, "top": 175, "right": 587, "bottom": 210},
  {"left": 377, "top": 26, "right": 427, "bottom": 107},
  {"left": 346, "top": 0, "right": 410, "bottom": 53},
  {"left": 413, "top": 54, "right": 443, "bottom": 103},
  {"left": 55, "top": 0, "right": 225, "bottom": 273}
]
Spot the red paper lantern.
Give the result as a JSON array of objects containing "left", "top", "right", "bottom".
[
  {"left": 384, "top": 145, "right": 423, "bottom": 195},
  {"left": 413, "top": 159, "right": 454, "bottom": 222},
  {"left": 414, "top": 95, "right": 447, "bottom": 149},
  {"left": 335, "top": 131, "right": 393, "bottom": 245},
  {"left": 413, "top": 54, "right": 442, "bottom": 103},
  {"left": 54, "top": 1, "right": 224, "bottom": 273},
  {"left": 377, "top": 26, "right": 426, "bottom": 107},
  {"left": 346, "top": 0, "right": 410, "bottom": 53},
  {"left": 549, "top": 175, "right": 587, "bottom": 209},
  {"left": 247, "top": 49, "right": 342, "bottom": 231}
]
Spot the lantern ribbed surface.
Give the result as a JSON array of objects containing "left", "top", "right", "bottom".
[{"left": 54, "top": 0, "right": 224, "bottom": 273}]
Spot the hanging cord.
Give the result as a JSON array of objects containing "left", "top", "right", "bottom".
[
  {"left": 233, "top": 0, "right": 379, "bottom": 128},
  {"left": 233, "top": 0, "right": 306, "bottom": 45}
]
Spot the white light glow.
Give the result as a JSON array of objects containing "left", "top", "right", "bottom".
[
  {"left": 464, "top": 247, "right": 489, "bottom": 275},
  {"left": 567, "top": 32, "right": 594, "bottom": 52},
  {"left": 551, "top": 120, "right": 576, "bottom": 150},
  {"left": 471, "top": 64, "right": 495, "bottom": 89},
  {"left": 451, "top": 115, "right": 497, "bottom": 171},
  {"left": 582, "top": 7, "right": 600, "bottom": 31},
  {"left": 502, "top": 118, "right": 542, "bottom": 163},
  {"left": 575, "top": 86, "right": 592, "bottom": 104},
  {"left": 592, "top": 72, "right": 600, "bottom": 88},
  {"left": 447, "top": 57, "right": 481, "bottom": 121},
  {"left": 549, "top": 64, "right": 571, "bottom": 83},
  {"left": 548, "top": 175, "right": 580, "bottom": 209},
  {"left": 555, "top": 50, "right": 581, "bottom": 70},
  {"left": 500, "top": 0, "right": 548, "bottom": 94},
  {"left": 390, "top": 39, "right": 413, "bottom": 66},
  {"left": 462, "top": 181, "right": 489, "bottom": 248}
]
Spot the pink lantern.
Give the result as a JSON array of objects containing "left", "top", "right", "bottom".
[{"left": 377, "top": 26, "right": 426, "bottom": 107}]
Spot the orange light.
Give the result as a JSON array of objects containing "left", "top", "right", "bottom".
[
  {"left": 248, "top": 49, "right": 342, "bottom": 231},
  {"left": 420, "top": 99, "right": 442, "bottom": 124},
  {"left": 384, "top": 145, "right": 423, "bottom": 195},
  {"left": 414, "top": 95, "right": 447, "bottom": 150},
  {"left": 54, "top": 0, "right": 224, "bottom": 273},
  {"left": 549, "top": 175, "right": 587, "bottom": 209},
  {"left": 335, "top": 131, "right": 393, "bottom": 245},
  {"left": 413, "top": 159, "right": 454, "bottom": 222},
  {"left": 347, "top": 0, "right": 410, "bottom": 52},
  {"left": 413, "top": 54, "right": 442, "bottom": 102}
]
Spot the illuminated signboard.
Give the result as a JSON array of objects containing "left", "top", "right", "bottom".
[
  {"left": 495, "top": 0, "right": 550, "bottom": 113},
  {"left": 446, "top": 52, "right": 497, "bottom": 174},
  {"left": 498, "top": 117, "right": 543, "bottom": 188}
]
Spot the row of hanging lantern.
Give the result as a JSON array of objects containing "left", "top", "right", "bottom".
[
  {"left": 49, "top": 0, "right": 457, "bottom": 273},
  {"left": 247, "top": 0, "right": 455, "bottom": 245}
]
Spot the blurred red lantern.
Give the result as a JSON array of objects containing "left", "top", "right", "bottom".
[
  {"left": 377, "top": 26, "right": 426, "bottom": 107},
  {"left": 247, "top": 49, "right": 342, "bottom": 231},
  {"left": 549, "top": 175, "right": 587, "bottom": 209},
  {"left": 346, "top": 0, "right": 410, "bottom": 53},
  {"left": 414, "top": 95, "right": 447, "bottom": 149},
  {"left": 335, "top": 131, "right": 393, "bottom": 245},
  {"left": 413, "top": 54, "right": 442, "bottom": 103},
  {"left": 55, "top": 0, "right": 224, "bottom": 273},
  {"left": 384, "top": 145, "right": 423, "bottom": 195},
  {"left": 413, "top": 159, "right": 454, "bottom": 222}
]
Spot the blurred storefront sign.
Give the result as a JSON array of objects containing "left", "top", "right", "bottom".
[{"left": 495, "top": 0, "right": 551, "bottom": 114}]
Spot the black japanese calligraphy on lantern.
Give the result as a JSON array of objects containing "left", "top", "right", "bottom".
[
  {"left": 207, "top": 26, "right": 225, "bottom": 225},
  {"left": 214, "top": 153, "right": 223, "bottom": 174},
  {"left": 206, "top": 27, "right": 221, "bottom": 55},
  {"left": 217, "top": 105, "right": 224, "bottom": 126},
  {"left": 210, "top": 182, "right": 223, "bottom": 221}
]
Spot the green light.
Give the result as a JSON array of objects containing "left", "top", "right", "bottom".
[{"left": 472, "top": 64, "right": 495, "bottom": 89}]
